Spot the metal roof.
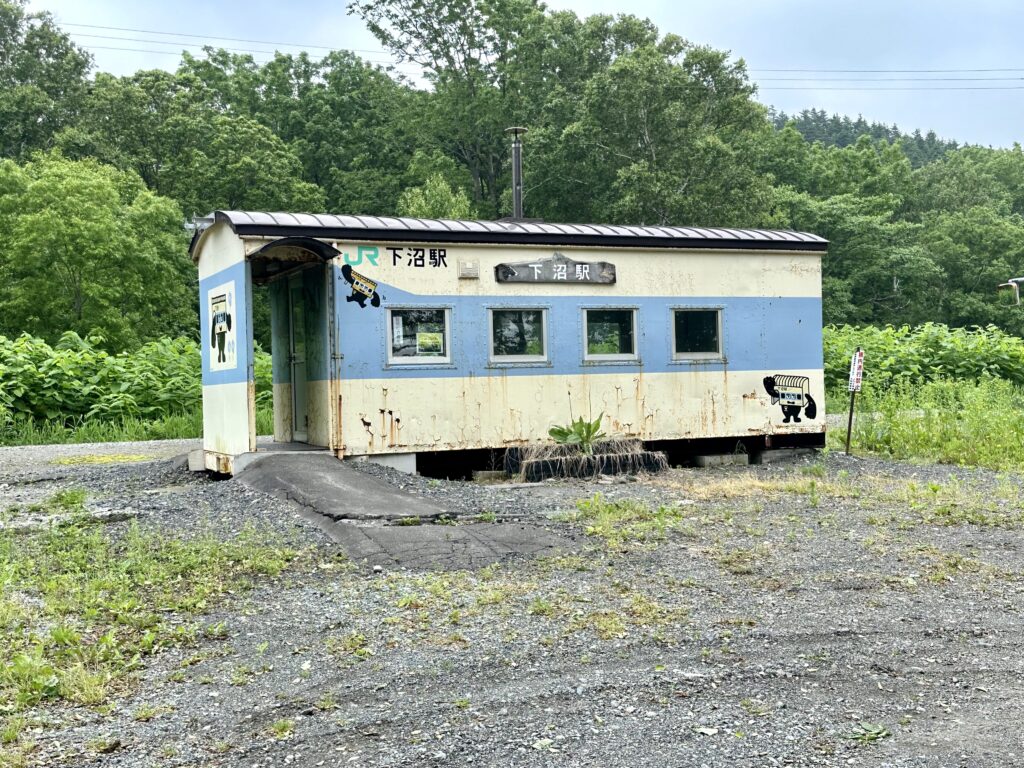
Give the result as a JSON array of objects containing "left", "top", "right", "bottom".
[{"left": 191, "top": 210, "right": 828, "bottom": 256}]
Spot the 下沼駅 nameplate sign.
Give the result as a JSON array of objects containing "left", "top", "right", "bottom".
[{"left": 494, "top": 252, "right": 616, "bottom": 284}]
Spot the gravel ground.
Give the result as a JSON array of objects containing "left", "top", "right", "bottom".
[{"left": 3, "top": 444, "right": 1024, "bottom": 767}]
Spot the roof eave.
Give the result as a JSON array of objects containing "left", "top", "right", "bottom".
[
  {"left": 195, "top": 210, "right": 828, "bottom": 254},
  {"left": 227, "top": 224, "right": 828, "bottom": 252}
]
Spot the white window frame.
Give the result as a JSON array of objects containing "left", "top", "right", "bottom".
[
  {"left": 386, "top": 307, "right": 452, "bottom": 365},
  {"left": 671, "top": 307, "right": 723, "bottom": 361},
  {"left": 488, "top": 307, "right": 548, "bottom": 364},
  {"left": 583, "top": 307, "right": 638, "bottom": 362}
]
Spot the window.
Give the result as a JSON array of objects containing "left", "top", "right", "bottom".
[
  {"left": 388, "top": 308, "right": 450, "bottom": 363},
  {"left": 584, "top": 308, "right": 637, "bottom": 360},
  {"left": 490, "top": 309, "right": 547, "bottom": 362},
  {"left": 673, "top": 309, "right": 721, "bottom": 358}
]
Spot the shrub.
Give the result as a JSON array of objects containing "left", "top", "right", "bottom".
[
  {"left": 824, "top": 323, "right": 1024, "bottom": 392},
  {"left": 0, "top": 333, "right": 272, "bottom": 445}
]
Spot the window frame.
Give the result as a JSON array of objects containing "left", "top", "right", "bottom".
[
  {"left": 582, "top": 306, "right": 639, "bottom": 363},
  {"left": 670, "top": 306, "right": 724, "bottom": 362},
  {"left": 385, "top": 306, "right": 453, "bottom": 366},
  {"left": 488, "top": 307, "right": 549, "bottom": 365}
]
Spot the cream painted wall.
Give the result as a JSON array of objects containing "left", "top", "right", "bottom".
[
  {"left": 202, "top": 381, "right": 254, "bottom": 467},
  {"left": 197, "top": 222, "right": 247, "bottom": 279}
]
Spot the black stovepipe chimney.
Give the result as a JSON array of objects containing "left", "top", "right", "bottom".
[{"left": 506, "top": 127, "right": 527, "bottom": 219}]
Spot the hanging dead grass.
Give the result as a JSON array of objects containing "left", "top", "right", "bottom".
[{"left": 505, "top": 439, "right": 668, "bottom": 482}]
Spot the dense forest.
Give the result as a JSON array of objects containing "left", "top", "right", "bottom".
[
  {"left": 1, "top": 0, "right": 1023, "bottom": 350},
  {"left": 769, "top": 108, "right": 959, "bottom": 167}
]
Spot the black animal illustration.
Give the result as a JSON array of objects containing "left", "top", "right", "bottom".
[
  {"left": 495, "top": 264, "right": 518, "bottom": 281},
  {"left": 341, "top": 264, "right": 381, "bottom": 308},
  {"left": 763, "top": 375, "right": 817, "bottom": 424}
]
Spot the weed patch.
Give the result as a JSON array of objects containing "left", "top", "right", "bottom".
[
  {"left": 561, "top": 494, "right": 686, "bottom": 547},
  {"left": 0, "top": 521, "right": 297, "bottom": 722},
  {"left": 6, "top": 488, "right": 88, "bottom": 518},
  {"left": 835, "top": 378, "right": 1024, "bottom": 471},
  {"left": 568, "top": 610, "right": 627, "bottom": 640},
  {"left": 841, "top": 721, "right": 891, "bottom": 745},
  {"left": 908, "top": 546, "right": 988, "bottom": 584},
  {"left": 708, "top": 546, "right": 767, "bottom": 576},
  {"left": 867, "top": 476, "right": 1024, "bottom": 529}
]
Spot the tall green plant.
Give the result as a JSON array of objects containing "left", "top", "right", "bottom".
[
  {"left": 824, "top": 323, "right": 1024, "bottom": 392},
  {"left": 549, "top": 413, "right": 606, "bottom": 455},
  {"left": 0, "top": 333, "right": 272, "bottom": 440}
]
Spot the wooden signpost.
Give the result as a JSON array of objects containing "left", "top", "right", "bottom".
[{"left": 846, "top": 347, "right": 864, "bottom": 455}]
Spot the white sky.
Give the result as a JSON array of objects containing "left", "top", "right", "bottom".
[{"left": 29, "top": 0, "right": 1024, "bottom": 147}]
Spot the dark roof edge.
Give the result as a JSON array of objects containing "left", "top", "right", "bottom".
[{"left": 220, "top": 222, "right": 829, "bottom": 253}]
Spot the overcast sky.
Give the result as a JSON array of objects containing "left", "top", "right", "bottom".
[{"left": 28, "top": 0, "right": 1024, "bottom": 148}]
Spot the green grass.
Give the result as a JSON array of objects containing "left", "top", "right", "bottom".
[
  {"left": 268, "top": 719, "right": 295, "bottom": 740},
  {"left": 3, "top": 488, "right": 89, "bottom": 519},
  {"left": 0, "top": 520, "right": 297, "bottom": 732},
  {"left": 832, "top": 377, "right": 1024, "bottom": 471},
  {"left": 560, "top": 493, "right": 686, "bottom": 547},
  {"left": 0, "top": 406, "right": 273, "bottom": 446}
]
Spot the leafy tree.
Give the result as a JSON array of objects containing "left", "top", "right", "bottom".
[
  {"left": 350, "top": 0, "right": 533, "bottom": 216},
  {"left": 909, "top": 149, "right": 1012, "bottom": 218},
  {"left": 55, "top": 69, "right": 215, "bottom": 191},
  {"left": 919, "top": 206, "right": 1024, "bottom": 333},
  {"left": 158, "top": 114, "right": 326, "bottom": 216},
  {"left": 293, "top": 51, "right": 420, "bottom": 214},
  {"left": 0, "top": 0, "right": 92, "bottom": 159},
  {"left": 530, "top": 41, "right": 774, "bottom": 227},
  {"left": 58, "top": 66, "right": 326, "bottom": 216},
  {"left": 0, "top": 154, "right": 195, "bottom": 348},
  {"left": 398, "top": 173, "right": 475, "bottom": 218}
]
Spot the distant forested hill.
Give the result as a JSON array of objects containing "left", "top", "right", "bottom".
[
  {"left": 771, "top": 108, "right": 960, "bottom": 167},
  {"left": 770, "top": 107, "right": 962, "bottom": 166}
]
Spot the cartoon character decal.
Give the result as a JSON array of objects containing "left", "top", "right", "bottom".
[
  {"left": 341, "top": 264, "right": 381, "bottom": 308},
  {"left": 208, "top": 282, "right": 237, "bottom": 371},
  {"left": 763, "top": 375, "right": 817, "bottom": 423}
]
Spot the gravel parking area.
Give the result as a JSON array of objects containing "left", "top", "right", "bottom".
[{"left": 2, "top": 444, "right": 1024, "bottom": 767}]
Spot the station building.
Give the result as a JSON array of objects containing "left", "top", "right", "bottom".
[{"left": 189, "top": 211, "right": 827, "bottom": 475}]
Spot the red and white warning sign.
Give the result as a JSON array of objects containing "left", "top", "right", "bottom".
[{"left": 848, "top": 348, "right": 865, "bottom": 392}]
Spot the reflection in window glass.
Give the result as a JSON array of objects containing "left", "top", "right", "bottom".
[
  {"left": 586, "top": 309, "right": 635, "bottom": 357},
  {"left": 390, "top": 309, "right": 447, "bottom": 359},
  {"left": 492, "top": 309, "right": 545, "bottom": 358},
  {"left": 674, "top": 310, "right": 720, "bottom": 355}
]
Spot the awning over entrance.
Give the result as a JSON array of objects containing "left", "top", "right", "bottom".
[{"left": 247, "top": 236, "right": 341, "bottom": 283}]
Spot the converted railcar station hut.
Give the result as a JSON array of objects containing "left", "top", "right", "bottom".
[{"left": 189, "top": 211, "right": 828, "bottom": 475}]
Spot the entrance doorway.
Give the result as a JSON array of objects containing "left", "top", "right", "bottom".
[{"left": 289, "top": 273, "right": 308, "bottom": 442}]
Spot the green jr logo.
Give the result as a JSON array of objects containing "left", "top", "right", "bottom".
[{"left": 342, "top": 246, "right": 379, "bottom": 267}]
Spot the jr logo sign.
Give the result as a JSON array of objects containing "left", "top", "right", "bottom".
[{"left": 341, "top": 246, "right": 380, "bottom": 266}]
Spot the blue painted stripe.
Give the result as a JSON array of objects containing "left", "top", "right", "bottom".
[
  {"left": 200, "top": 261, "right": 252, "bottom": 386},
  {"left": 326, "top": 273, "right": 823, "bottom": 381}
]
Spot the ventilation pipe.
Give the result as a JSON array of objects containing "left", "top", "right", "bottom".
[{"left": 506, "top": 126, "right": 527, "bottom": 220}]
